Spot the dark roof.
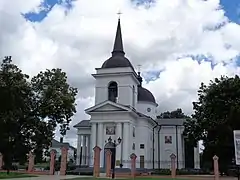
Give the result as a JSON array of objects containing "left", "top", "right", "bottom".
[
  {"left": 156, "top": 118, "right": 186, "bottom": 126},
  {"left": 138, "top": 86, "right": 156, "bottom": 104},
  {"left": 73, "top": 120, "right": 90, "bottom": 128},
  {"left": 101, "top": 18, "right": 134, "bottom": 70},
  {"left": 51, "top": 139, "right": 76, "bottom": 150}
]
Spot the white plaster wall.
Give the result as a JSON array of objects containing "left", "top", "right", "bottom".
[
  {"left": 136, "top": 102, "right": 157, "bottom": 119},
  {"left": 94, "top": 74, "right": 139, "bottom": 106},
  {"left": 159, "top": 126, "right": 184, "bottom": 169},
  {"left": 135, "top": 118, "right": 155, "bottom": 169}
]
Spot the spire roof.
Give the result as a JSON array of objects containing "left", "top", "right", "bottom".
[
  {"left": 112, "top": 18, "right": 125, "bottom": 56},
  {"left": 101, "top": 18, "right": 133, "bottom": 69}
]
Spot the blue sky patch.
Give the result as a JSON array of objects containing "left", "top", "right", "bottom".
[
  {"left": 220, "top": 0, "right": 240, "bottom": 24},
  {"left": 24, "top": 0, "right": 74, "bottom": 22},
  {"left": 23, "top": 0, "right": 240, "bottom": 25}
]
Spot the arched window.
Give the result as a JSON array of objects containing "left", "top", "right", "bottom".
[{"left": 108, "top": 81, "right": 118, "bottom": 102}]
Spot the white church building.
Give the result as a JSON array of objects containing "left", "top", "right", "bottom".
[{"left": 74, "top": 18, "right": 200, "bottom": 170}]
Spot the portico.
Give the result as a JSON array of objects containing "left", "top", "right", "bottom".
[{"left": 75, "top": 121, "right": 91, "bottom": 166}]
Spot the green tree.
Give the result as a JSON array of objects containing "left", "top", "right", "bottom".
[
  {"left": 184, "top": 75, "right": 240, "bottom": 172},
  {"left": 157, "top": 108, "right": 190, "bottom": 119},
  {"left": 0, "top": 56, "right": 77, "bottom": 172}
]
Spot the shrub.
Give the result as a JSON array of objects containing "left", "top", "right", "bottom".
[{"left": 152, "top": 168, "right": 210, "bottom": 175}]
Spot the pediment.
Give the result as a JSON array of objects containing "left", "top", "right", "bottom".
[{"left": 85, "top": 101, "right": 130, "bottom": 114}]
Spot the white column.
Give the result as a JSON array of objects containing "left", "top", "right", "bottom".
[
  {"left": 97, "top": 123, "right": 104, "bottom": 167},
  {"left": 90, "top": 123, "right": 97, "bottom": 166},
  {"left": 194, "top": 145, "right": 200, "bottom": 169},
  {"left": 116, "top": 123, "right": 122, "bottom": 164},
  {"left": 123, "top": 122, "right": 130, "bottom": 168},
  {"left": 76, "top": 134, "right": 82, "bottom": 165},
  {"left": 87, "top": 135, "right": 91, "bottom": 165},
  {"left": 82, "top": 135, "right": 87, "bottom": 164}
]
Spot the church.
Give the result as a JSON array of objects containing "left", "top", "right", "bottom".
[{"left": 74, "top": 18, "right": 200, "bottom": 170}]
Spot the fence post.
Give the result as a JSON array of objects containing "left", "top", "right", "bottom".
[
  {"left": 170, "top": 153, "right": 176, "bottom": 178},
  {"left": 213, "top": 155, "right": 219, "bottom": 180}
]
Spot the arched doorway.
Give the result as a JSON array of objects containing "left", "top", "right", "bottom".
[{"left": 103, "top": 137, "right": 116, "bottom": 170}]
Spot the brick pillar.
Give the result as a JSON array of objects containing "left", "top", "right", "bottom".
[
  {"left": 49, "top": 149, "right": 56, "bottom": 175},
  {"left": 93, "top": 146, "right": 102, "bottom": 178},
  {"left": 105, "top": 149, "right": 112, "bottom": 177},
  {"left": 27, "top": 151, "right": 35, "bottom": 173},
  {"left": 213, "top": 155, "right": 219, "bottom": 180},
  {"left": 170, "top": 153, "right": 176, "bottom": 178},
  {"left": 130, "top": 153, "right": 137, "bottom": 178},
  {"left": 0, "top": 153, "right": 3, "bottom": 170},
  {"left": 60, "top": 147, "right": 68, "bottom": 176}
]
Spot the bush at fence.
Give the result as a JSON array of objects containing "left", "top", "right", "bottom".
[
  {"left": 1, "top": 165, "right": 18, "bottom": 170},
  {"left": 152, "top": 168, "right": 211, "bottom": 175}
]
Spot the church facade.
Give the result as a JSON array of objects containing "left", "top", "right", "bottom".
[{"left": 74, "top": 19, "right": 200, "bottom": 169}]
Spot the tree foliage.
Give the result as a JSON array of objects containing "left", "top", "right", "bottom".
[
  {"left": 0, "top": 56, "right": 77, "bottom": 168},
  {"left": 184, "top": 75, "right": 240, "bottom": 170},
  {"left": 157, "top": 108, "right": 189, "bottom": 119}
]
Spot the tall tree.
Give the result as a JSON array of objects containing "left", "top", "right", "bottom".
[
  {"left": 184, "top": 75, "right": 240, "bottom": 171},
  {"left": 0, "top": 56, "right": 77, "bottom": 170}
]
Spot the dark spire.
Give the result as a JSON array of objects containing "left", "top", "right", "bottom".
[
  {"left": 112, "top": 18, "right": 125, "bottom": 56},
  {"left": 137, "top": 72, "right": 143, "bottom": 87}
]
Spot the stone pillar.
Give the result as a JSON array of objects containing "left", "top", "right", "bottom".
[
  {"left": 116, "top": 122, "right": 122, "bottom": 164},
  {"left": 90, "top": 123, "right": 97, "bottom": 166},
  {"left": 60, "top": 147, "right": 68, "bottom": 176},
  {"left": 49, "top": 149, "right": 56, "bottom": 175},
  {"left": 123, "top": 122, "right": 130, "bottom": 167},
  {"left": 0, "top": 153, "right": 3, "bottom": 170},
  {"left": 105, "top": 149, "right": 112, "bottom": 177},
  {"left": 194, "top": 146, "right": 200, "bottom": 169},
  {"left": 213, "top": 155, "right": 219, "bottom": 180},
  {"left": 170, "top": 153, "right": 176, "bottom": 179},
  {"left": 130, "top": 153, "right": 137, "bottom": 178},
  {"left": 76, "top": 134, "right": 82, "bottom": 165},
  {"left": 83, "top": 135, "right": 87, "bottom": 165},
  {"left": 27, "top": 151, "right": 35, "bottom": 173},
  {"left": 93, "top": 146, "right": 101, "bottom": 178},
  {"left": 97, "top": 123, "right": 104, "bottom": 167}
]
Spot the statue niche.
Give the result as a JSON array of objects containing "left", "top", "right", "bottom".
[{"left": 108, "top": 81, "right": 118, "bottom": 103}]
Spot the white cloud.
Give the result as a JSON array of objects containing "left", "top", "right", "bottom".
[{"left": 1, "top": 0, "right": 240, "bottom": 147}]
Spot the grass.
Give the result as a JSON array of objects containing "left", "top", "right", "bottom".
[
  {"left": 0, "top": 172, "right": 37, "bottom": 179},
  {"left": 64, "top": 178, "right": 188, "bottom": 180}
]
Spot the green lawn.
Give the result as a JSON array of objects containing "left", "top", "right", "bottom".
[
  {"left": 0, "top": 172, "right": 37, "bottom": 179},
  {"left": 64, "top": 178, "right": 187, "bottom": 180}
]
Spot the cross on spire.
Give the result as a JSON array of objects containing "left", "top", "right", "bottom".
[
  {"left": 117, "top": 10, "right": 122, "bottom": 19},
  {"left": 137, "top": 64, "right": 142, "bottom": 74}
]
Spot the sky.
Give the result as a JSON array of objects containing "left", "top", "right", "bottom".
[{"left": 0, "top": 0, "right": 240, "bottom": 148}]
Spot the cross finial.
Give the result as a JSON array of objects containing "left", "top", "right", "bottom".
[
  {"left": 137, "top": 64, "right": 142, "bottom": 74},
  {"left": 117, "top": 10, "right": 122, "bottom": 19}
]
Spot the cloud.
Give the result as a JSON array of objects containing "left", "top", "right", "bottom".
[{"left": 1, "top": 0, "right": 240, "bottom": 147}]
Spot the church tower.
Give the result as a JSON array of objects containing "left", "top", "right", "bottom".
[{"left": 92, "top": 18, "right": 140, "bottom": 107}]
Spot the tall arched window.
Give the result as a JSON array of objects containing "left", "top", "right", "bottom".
[{"left": 108, "top": 81, "right": 118, "bottom": 102}]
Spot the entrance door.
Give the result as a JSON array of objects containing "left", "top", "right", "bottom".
[{"left": 140, "top": 155, "right": 144, "bottom": 168}]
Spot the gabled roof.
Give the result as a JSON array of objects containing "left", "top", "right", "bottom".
[
  {"left": 51, "top": 139, "right": 76, "bottom": 150},
  {"left": 85, "top": 100, "right": 131, "bottom": 114},
  {"left": 73, "top": 120, "right": 90, "bottom": 128}
]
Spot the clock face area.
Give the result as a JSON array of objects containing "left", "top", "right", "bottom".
[{"left": 147, "top": 108, "right": 151, "bottom": 112}]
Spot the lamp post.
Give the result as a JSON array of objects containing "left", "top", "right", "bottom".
[{"left": 105, "top": 136, "right": 122, "bottom": 179}]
